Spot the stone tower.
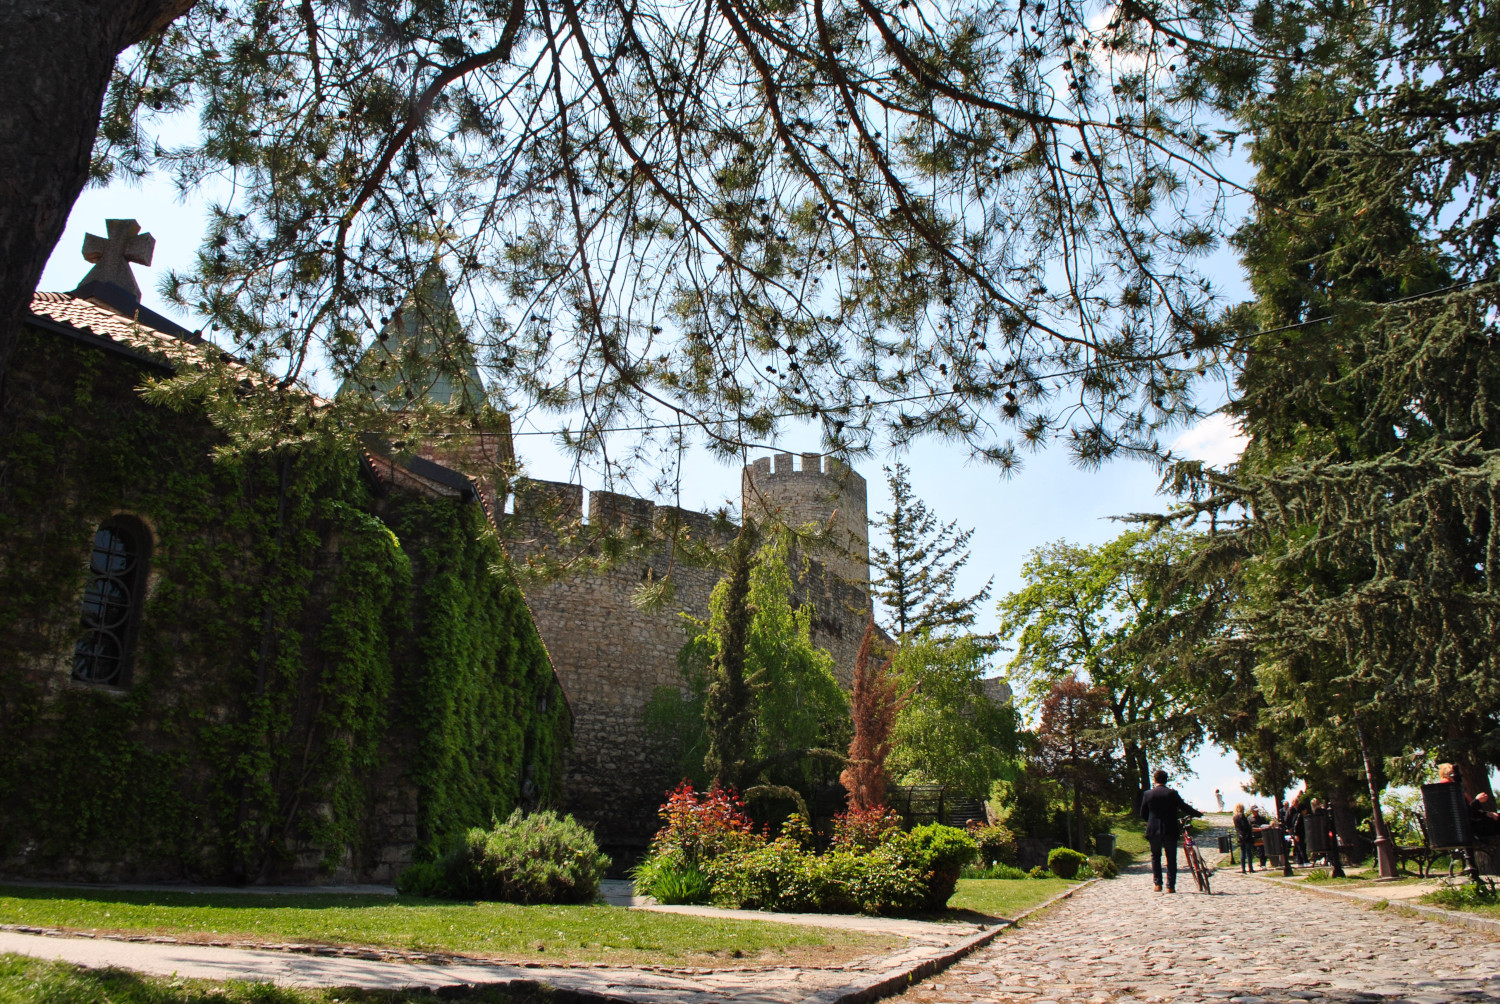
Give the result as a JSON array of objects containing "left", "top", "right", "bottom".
[
  {"left": 741, "top": 452, "right": 869, "bottom": 586},
  {"left": 741, "top": 452, "right": 872, "bottom": 683}
]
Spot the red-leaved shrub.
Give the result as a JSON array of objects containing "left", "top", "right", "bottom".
[{"left": 831, "top": 805, "right": 902, "bottom": 852}]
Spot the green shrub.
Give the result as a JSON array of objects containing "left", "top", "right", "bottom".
[
  {"left": 1086, "top": 855, "right": 1118, "bottom": 879},
  {"left": 441, "top": 809, "right": 610, "bottom": 904},
  {"left": 962, "top": 862, "right": 1029, "bottom": 879},
  {"left": 706, "top": 836, "right": 932, "bottom": 915},
  {"left": 708, "top": 839, "right": 831, "bottom": 913},
  {"left": 842, "top": 841, "right": 931, "bottom": 914},
  {"left": 632, "top": 850, "right": 712, "bottom": 904},
  {"left": 1047, "top": 847, "right": 1089, "bottom": 880},
  {"left": 904, "top": 824, "right": 979, "bottom": 909},
  {"left": 394, "top": 859, "right": 448, "bottom": 897},
  {"left": 1028, "top": 865, "right": 1051, "bottom": 879},
  {"left": 968, "top": 823, "right": 1018, "bottom": 866}
]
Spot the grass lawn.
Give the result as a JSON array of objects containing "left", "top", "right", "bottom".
[
  {"left": 945, "top": 877, "right": 1077, "bottom": 921},
  {"left": 0, "top": 887, "right": 895, "bottom": 969},
  {"left": 1419, "top": 884, "right": 1500, "bottom": 915},
  {"left": 0, "top": 953, "right": 550, "bottom": 1004},
  {"left": 1107, "top": 813, "right": 1148, "bottom": 869}
]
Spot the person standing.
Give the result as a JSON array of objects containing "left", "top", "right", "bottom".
[
  {"left": 1283, "top": 792, "right": 1307, "bottom": 867},
  {"left": 1250, "top": 806, "right": 1271, "bottom": 866},
  {"left": 1140, "top": 769, "right": 1204, "bottom": 893},
  {"left": 1233, "top": 803, "right": 1256, "bottom": 873},
  {"left": 1216, "top": 789, "right": 1226, "bottom": 812}
]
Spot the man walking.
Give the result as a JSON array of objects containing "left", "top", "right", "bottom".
[{"left": 1140, "top": 769, "right": 1203, "bottom": 893}]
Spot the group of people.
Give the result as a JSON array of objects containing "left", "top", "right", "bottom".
[{"left": 1136, "top": 765, "right": 1500, "bottom": 894}]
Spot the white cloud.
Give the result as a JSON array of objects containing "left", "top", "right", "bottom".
[{"left": 1171, "top": 413, "right": 1248, "bottom": 467}]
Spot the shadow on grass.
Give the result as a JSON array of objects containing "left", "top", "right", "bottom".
[
  {"left": 0, "top": 884, "right": 478, "bottom": 913},
  {"left": 0, "top": 954, "right": 553, "bottom": 1004}
]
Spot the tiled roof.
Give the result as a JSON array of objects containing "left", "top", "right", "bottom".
[
  {"left": 29, "top": 291, "right": 222, "bottom": 371},
  {"left": 31, "top": 291, "right": 493, "bottom": 521}
]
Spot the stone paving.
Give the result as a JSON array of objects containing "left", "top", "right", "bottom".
[
  {"left": 3, "top": 868, "right": 1496, "bottom": 1002},
  {"left": 892, "top": 867, "right": 1500, "bottom": 1004}
]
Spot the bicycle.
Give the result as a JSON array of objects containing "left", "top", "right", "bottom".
[{"left": 1182, "top": 832, "right": 1213, "bottom": 894}]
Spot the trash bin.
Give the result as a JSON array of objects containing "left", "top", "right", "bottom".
[
  {"left": 1305, "top": 811, "right": 1330, "bottom": 856},
  {"left": 1217, "top": 834, "right": 1233, "bottom": 854},
  {"left": 1094, "top": 832, "right": 1116, "bottom": 857}
]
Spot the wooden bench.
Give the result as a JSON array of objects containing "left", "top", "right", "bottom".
[
  {"left": 1393, "top": 813, "right": 1438, "bottom": 877},
  {"left": 1397, "top": 812, "right": 1500, "bottom": 879}
]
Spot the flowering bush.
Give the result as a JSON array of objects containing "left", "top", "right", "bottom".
[
  {"left": 651, "top": 781, "right": 763, "bottom": 864},
  {"left": 967, "top": 821, "right": 1018, "bottom": 866},
  {"left": 634, "top": 781, "right": 764, "bottom": 900},
  {"left": 831, "top": 805, "right": 902, "bottom": 852},
  {"left": 638, "top": 785, "right": 975, "bottom": 914}
]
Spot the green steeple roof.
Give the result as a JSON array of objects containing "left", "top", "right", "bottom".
[{"left": 339, "top": 267, "right": 486, "bottom": 409}]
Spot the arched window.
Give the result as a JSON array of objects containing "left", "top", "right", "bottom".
[{"left": 72, "top": 518, "right": 150, "bottom": 686}]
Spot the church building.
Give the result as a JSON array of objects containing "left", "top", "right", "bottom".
[{"left": 0, "top": 219, "right": 876, "bottom": 882}]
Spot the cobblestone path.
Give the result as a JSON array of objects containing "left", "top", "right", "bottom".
[{"left": 896, "top": 868, "right": 1500, "bottom": 1004}]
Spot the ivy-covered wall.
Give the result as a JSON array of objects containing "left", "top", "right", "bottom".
[{"left": 0, "top": 326, "right": 568, "bottom": 884}]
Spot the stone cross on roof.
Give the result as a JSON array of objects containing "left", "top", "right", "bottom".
[{"left": 78, "top": 219, "right": 155, "bottom": 301}]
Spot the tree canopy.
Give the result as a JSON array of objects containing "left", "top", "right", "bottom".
[
  {"left": 887, "top": 631, "right": 1018, "bottom": 798},
  {"left": 998, "top": 529, "right": 1200, "bottom": 795}
]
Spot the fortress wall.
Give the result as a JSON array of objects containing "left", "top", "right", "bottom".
[
  {"left": 505, "top": 480, "right": 725, "bottom": 847},
  {"left": 507, "top": 456, "right": 872, "bottom": 851}
]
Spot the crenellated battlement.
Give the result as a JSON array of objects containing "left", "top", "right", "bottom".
[
  {"left": 742, "top": 452, "right": 869, "bottom": 589},
  {"left": 509, "top": 479, "right": 723, "bottom": 541}
]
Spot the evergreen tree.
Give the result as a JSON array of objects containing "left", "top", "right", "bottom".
[
  {"left": 1152, "top": 72, "right": 1500, "bottom": 870},
  {"left": 0, "top": 0, "right": 1304, "bottom": 474},
  {"left": 687, "top": 526, "right": 848, "bottom": 795},
  {"left": 702, "top": 525, "right": 757, "bottom": 791},
  {"left": 870, "top": 463, "right": 993, "bottom": 639}
]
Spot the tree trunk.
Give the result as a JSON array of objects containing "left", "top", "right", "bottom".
[
  {"left": 1121, "top": 738, "right": 1148, "bottom": 807},
  {"left": 0, "top": 0, "right": 196, "bottom": 381}
]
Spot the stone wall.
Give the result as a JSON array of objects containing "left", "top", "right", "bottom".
[{"left": 508, "top": 453, "right": 875, "bottom": 854}]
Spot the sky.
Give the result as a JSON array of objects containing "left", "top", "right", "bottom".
[{"left": 42, "top": 163, "right": 1260, "bottom": 814}]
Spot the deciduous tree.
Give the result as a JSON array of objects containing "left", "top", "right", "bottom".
[
  {"left": 1035, "top": 675, "right": 1117, "bottom": 851},
  {"left": 888, "top": 632, "right": 1018, "bottom": 799}
]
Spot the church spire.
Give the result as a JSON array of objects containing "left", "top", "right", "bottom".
[{"left": 339, "top": 265, "right": 487, "bottom": 410}]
